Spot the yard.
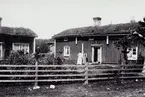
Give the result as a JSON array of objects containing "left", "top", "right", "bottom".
[{"left": 1, "top": 80, "right": 145, "bottom": 97}]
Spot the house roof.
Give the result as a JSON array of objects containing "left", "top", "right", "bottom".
[
  {"left": 52, "top": 22, "right": 139, "bottom": 39},
  {"left": 0, "top": 27, "right": 37, "bottom": 37}
]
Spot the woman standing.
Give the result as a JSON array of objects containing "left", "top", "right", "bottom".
[{"left": 77, "top": 51, "right": 83, "bottom": 65}]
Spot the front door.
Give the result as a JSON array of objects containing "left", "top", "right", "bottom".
[{"left": 92, "top": 47, "right": 102, "bottom": 63}]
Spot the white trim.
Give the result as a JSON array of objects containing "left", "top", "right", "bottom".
[
  {"left": 0, "top": 42, "right": 3, "bottom": 59},
  {"left": 91, "top": 46, "right": 102, "bottom": 63},
  {"left": 63, "top": 45, "right": 70, "bottom": 57},
  {"left": 33, "top": 38, "right": 36, "bottom": 53},
  {"left": 127, "top": 46, "right": 138, "bottom": 60},
  {"left": 106, "top": 36, "right": 109, "bottom": 44},
  {"left": 92, "top": 47, "right": 94, "bottom": 62},
  {"left": 75, "top": 37, "right": 78, "bottom": 45},
  {"left": 12, "top": 43, "right": 30, "bottom": 53},
  {"left": 1, "top": 43, "right": 2, "bottom": 59},
  {"left": 100, "top": 47, "right": 102, "bottom": 63},
  {"left": 54, "top": 39, "right": 56, "bottom": 57},
  {"left": 82, "top": 43, "right": 84, "bottom": 54}
]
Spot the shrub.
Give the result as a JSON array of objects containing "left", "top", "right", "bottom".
[
  {"left": 6, "top": 51, "right": 80, "bottom": 80},
  {"left": 53, "top": 54, "right": 64, "bottom": 65},
  {"left": 7, "top": 50, "right": 36, "bottom": 79},
  {"left": 63, "top": 58, "right": 76, "bottom": 64},
  {"left": 8, "top": 50, "right": 36, "bottom": 65},
  {"left": 38, "top": 53, "right": 54, "bottom": 65}
]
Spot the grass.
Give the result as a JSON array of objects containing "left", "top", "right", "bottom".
[{"left": 0, "top": 79, "right": 145, "bottom": 97}]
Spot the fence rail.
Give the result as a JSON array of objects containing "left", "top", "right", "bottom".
[{"left": 0, "top": 63, "right": 144, "bottom": 85}]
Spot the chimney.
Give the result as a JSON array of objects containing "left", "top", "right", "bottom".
[
  {"left": 0, "top": 17, "right": 2, "bottom": 32},
  {"left": 93, "top": 17, "right": 101, "bottom": 26},
  {"left": 130, "top": 16, "right": 136, "bottom": 23}
]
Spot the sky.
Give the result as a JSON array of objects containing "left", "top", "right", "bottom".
[{"left": 0, "top": 0, "right": 145, "bottom": 39}]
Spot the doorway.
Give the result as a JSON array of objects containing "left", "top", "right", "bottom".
[{"left": 92, "top": 46, "right": 102, "bottom": 63}]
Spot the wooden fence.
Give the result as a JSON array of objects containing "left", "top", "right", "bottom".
[{"left": 0, "top": 63, "right": 144, "bottom": 85}]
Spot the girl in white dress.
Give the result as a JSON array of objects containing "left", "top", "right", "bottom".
[{"left": 77, "top": 51, "right": 83, "bottom": 65}]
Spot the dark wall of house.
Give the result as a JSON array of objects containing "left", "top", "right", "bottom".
[
  {"left": 0, "top": 34, "right": 6, "bottom": 42},
  {"left": 56, "top": 36, "right": 145, "bottom": 64},
  {"left": 0, "top": 34, "right": 34, "bottom": 58},
  {"left": 135, "top": 41, "right": 145, "bottom": 57},
  {"left": 102, "top": 40, "right": 121, "bottom": 63},
  {"left": 56, "top": 36, "right": 123, "bottom": 64}
]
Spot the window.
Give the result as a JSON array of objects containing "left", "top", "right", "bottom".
[
  {"left": 63, "top": 46, "right": 70, "bottom": 56},
  {"left": 13, "top": 43, "right": 29, "bottom": 54},
  {"left": 64, "top": 38, "right": 68, "bottom": 42},
  {"left": 127, "top": 47, "right": 138, "bottom": 60},
  {"left": 89, "top": 38, "right": 94, "bottom": 41}
]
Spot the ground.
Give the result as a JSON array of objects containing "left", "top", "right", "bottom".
[{"left": 0, "top": 80, "right": 145, "bottom": 97}]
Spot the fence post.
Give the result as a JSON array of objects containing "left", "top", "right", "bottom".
[
  {"left": 84, "top": 63, "right": 89, "bottom": 85},
  {"left": 115, "top": 63, "right": 121, "bottom": 84},
  {"left": 120, "top": 63, "right": 124, "bottom": 83},
  {"left": 33, "top": 61, "right": 40, "bottom": 89}
]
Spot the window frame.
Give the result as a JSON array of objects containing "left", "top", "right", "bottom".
[
  {"left": 12, "top": 43, "right": 30, "bottom": 53},
  {"left": 127, "top": 46, "right": 138, "bottom": 60},
  {"left": 63, "top": 45, "right": 70, "bottom": 57}
]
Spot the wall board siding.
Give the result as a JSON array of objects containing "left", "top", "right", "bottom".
[
  {"left": 0, "top": 35, "right": 34, "bottom": 58},
  {"left": 56, "top": 36, "right": 145, "bottom": 64}
]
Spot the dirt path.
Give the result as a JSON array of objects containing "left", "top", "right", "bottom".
[{"left": 0, "top": 80, "right": 145, "bottom": 97}]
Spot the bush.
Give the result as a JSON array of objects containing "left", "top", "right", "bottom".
[
  {"left": 6, "top": 51, "right": 80, "bottom": 80},
  {"left": 53, "top": 53, "right": 64, "bottom": 65},
  {"left": 38, "top": 53, "right": 54, "bottom": 65},
  {"left": 7, "top": 50, "right": 36, "bottom": 79},
  {"left": 63, "top": 58, "right": 76, "bottom": 64},
  {"left": 8, "top": 50, "right": 36, "bottom": 65}
]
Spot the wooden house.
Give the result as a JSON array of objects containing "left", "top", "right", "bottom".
[
  {"left": 0, "top": 17, "right": 37, "bottom": 59},
  {"left": 52, "top": 18, "right": 145, "bottom": 64}
]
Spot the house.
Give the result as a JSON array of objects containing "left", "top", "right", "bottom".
[
  {"left": 52, "top": 17, "right": 144, "bottom": 64},
  {"left": 0, "top": 17, "right": 37, "bottom": 59}
]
